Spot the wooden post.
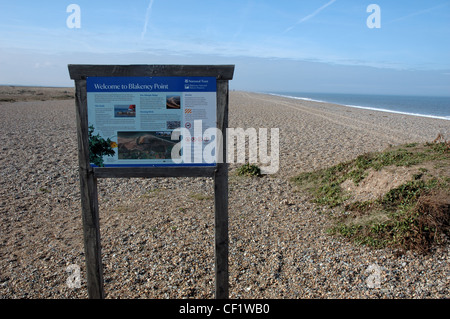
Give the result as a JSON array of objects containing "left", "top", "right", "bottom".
[
  {"left": 214, "top": 80, "right": 229, "bottom": 299},
  {"left": 74, "top": 79, "right": 105, "bottom": 299}
]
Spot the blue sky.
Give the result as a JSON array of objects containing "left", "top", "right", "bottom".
[{"left": 1, "top": 0, "right": 449, "bottom": 95}]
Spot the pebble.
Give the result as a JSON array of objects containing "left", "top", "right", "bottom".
[{"left": 0, "top": 92, "right": 448, "bottom": 299}]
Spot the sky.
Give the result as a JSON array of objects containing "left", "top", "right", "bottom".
[{"left": 0, "top": 0, "right": 449, "bottom": 95}]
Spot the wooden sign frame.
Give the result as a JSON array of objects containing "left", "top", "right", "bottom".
[{"left": 68, "top": 64, "right": 234, "bottom": 299}]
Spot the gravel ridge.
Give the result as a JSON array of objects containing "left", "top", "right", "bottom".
[{"left": 0, "top": 91, "right": 448, "bottom": 299}]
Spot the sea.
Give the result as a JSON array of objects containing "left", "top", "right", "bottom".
[{"left": 267, "top": 92, "right": 450, "bottom": 121}]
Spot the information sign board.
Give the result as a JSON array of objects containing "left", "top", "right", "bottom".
[
  {"left": 68, "top": 64, "right": 234, "bottom": 299},
  {"left": 86, "top": 76, "right": 217, "bottom": 167}
]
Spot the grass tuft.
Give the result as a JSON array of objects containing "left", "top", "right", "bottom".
[
  {"left": 292, "top": 138, "right": 450, "bottom": 253},
  {"left": 236, "top": 163, "right": 262, "bottom": 177}
]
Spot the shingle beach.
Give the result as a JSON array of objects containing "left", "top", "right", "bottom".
[{"left": 0, "top": 89, "right": 448, "bottom": 299}]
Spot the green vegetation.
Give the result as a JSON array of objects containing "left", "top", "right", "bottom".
[
  {"left": 139, "top": 188, "right": 161, "bottom": 199},
  {"left": 39, "top": 187, "right": 50, "bottom": 193},
  {"left": 236, "top": 163, "right": 262, "bottom": 177},
  {"left": 88, "top": 125, "right": 115, "bottom": 167},
  {"left": 292, "top": 139, "right": 450, "bottom": 253}
]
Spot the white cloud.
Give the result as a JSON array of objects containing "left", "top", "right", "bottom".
[
  {"left": 141, "top": 0, "right": 155, "bottom": 40},
  {"left": 33, "top": 61, "right": 53, "bottom": 69},
  {"left": 388, "top": 3, "right": 449, "bottom": 24},
  {"left": 283, "top": 0, "right": 336, "bottom": 33}
]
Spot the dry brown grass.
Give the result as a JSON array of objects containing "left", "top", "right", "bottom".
[
  {"left": 410, "top": 189, "right": 450, "bottom": 252},
  {"left": 0, "top": 86, "right": 74, "bottom": 102},
  {"left": 433, "top": 132, "right": 450, "bottom": 151},
  {"left": 295, "top": 137, "right": 450, "bottom": 253}
]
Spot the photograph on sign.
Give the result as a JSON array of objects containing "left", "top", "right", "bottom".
[{"left": 86, "top": 76, "right": 217, "bottom": 167}]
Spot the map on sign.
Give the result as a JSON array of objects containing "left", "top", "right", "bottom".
[{"left": 86, "top": 76, "right": 217, "bottom": 167}]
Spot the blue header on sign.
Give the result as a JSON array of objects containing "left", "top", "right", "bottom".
[{"left": 86, "top": 76, "right": 216, "bottom": 92}]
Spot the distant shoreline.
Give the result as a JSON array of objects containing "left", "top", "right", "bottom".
[
  {"left": 0, "top": 84, "right": 74, "bottom": 88},
  {"left": 266, "top": 92, "right": 450, "bottom": 121},
  {"left": 0, "top": 85, "right": 74, "bottom": 102},
  {"left": 1, "top": 85, "right": 449, "bottom": 121}
]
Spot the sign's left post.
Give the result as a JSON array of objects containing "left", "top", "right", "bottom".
[{"left": 74, "top": 79, "right": 105, "bottom": 299}]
